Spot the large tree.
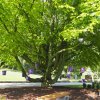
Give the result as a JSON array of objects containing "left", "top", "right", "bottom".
[{"left": 0, "top": 0, "right": 100, "bottom": 85}]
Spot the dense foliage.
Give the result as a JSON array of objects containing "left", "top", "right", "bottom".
[{"left": 0, "top": 0, "right": 100, "bottom": 85}]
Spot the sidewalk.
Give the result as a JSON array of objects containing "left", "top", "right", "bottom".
[
  {"left": 0, "top": 82, "right": 92, "bottom": 89},
  {"left": 0, "top": 82, "right": 41, "bottom": 89}
]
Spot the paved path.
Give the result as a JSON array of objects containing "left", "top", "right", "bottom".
[
  {"left": 0, "top": 82, "right": 41, "bottom": 89},
  {"left": 0, "top": 82, "right": 92, "bottom": 89}
]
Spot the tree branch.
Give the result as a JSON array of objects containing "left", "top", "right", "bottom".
[{"left": 0, "top": 18, "right": 10, "bottom": 34}]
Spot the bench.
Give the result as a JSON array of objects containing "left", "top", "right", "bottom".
[{"left": 37, "top": 91, "right": 70, "bottom": 100}]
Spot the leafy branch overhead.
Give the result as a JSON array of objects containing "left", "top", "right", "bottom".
[{"left": 0, "top": 0, "right": 100, "bottom": 84}]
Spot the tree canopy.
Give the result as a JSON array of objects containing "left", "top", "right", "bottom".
[{"left": 0, "top": 0, "right": 100, "bottom": 84}]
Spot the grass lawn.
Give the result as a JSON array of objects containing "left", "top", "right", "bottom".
[
  {"left": 0, "top": 69, "right": 82, "bottom": 82},
  {"left": 0, "top": 69, "right": 42, "bottom": 82},
  {"left": 63, "top": 85, "right": 83, "bottom": 88}
]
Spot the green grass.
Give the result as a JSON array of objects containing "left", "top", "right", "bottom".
[
  {"left": 64, "top": 85, "right": 83, "bottom": 88},
  {"left": 0, "top": 70, "right": 25, "bottom": 81},
  {"left": 0, "top": 69, "right": 41, "bottom": 82},
  {"left": 0, "top": 68, "right": 81, "bottom": 82},
  {"left": 53, "top": 85, "right": 83, "bottom": 89}
]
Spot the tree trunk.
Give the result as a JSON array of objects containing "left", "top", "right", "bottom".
[
  {"left": 14, "top": 56, "right": 28, "bottom": 78},
  {"left": 15, "top": 56, "right": 43, "bottom": 82},
  {"left": 52, "top": 53, "right": 65, "bottom": 83}
]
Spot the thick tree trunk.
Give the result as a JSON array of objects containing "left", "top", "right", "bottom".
[
  {"left": 52, "top": 53, "right": 65, "bottom": 83},
  {"left": 43, "top": 53, "right": 65, "bottom": 86}
]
